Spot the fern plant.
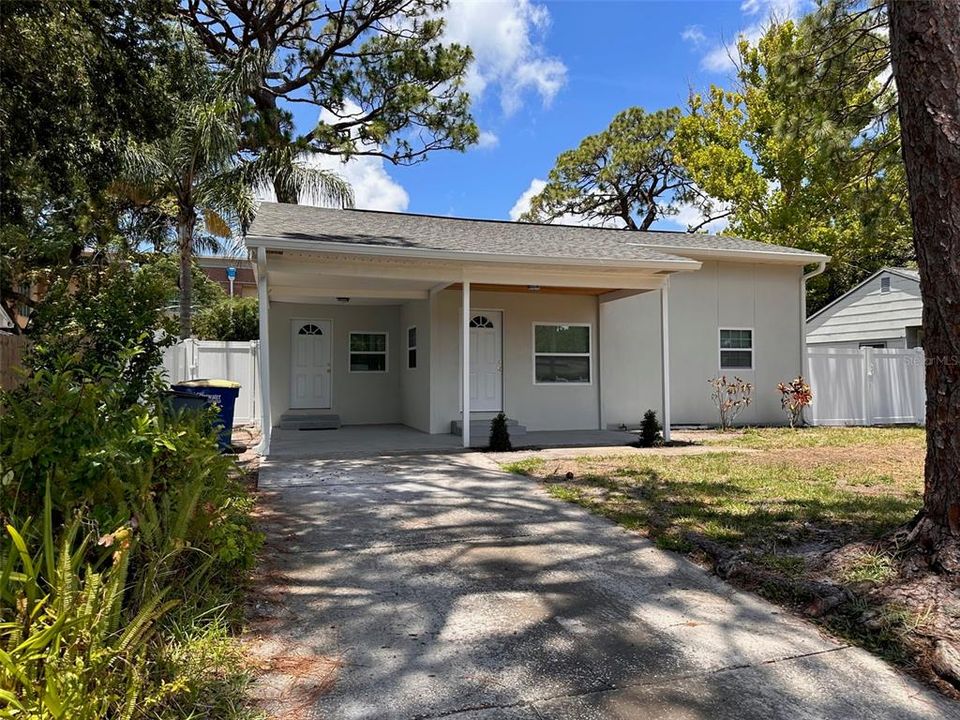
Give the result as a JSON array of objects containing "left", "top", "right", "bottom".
[{"left": 0, "top": 487, "right": 177, "bottom": 719}]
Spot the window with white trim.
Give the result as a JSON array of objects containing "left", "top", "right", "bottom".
[
  {"left": 407, "top": 326, "right": 417, "bottom": 369},
  {"left": 533, "top": 323, "right": 591, "bottom": 384},
  {"left": 719, "top": 329, "right": 753, "bottom": 370},
  {"left": 349, "top": 332, "right": 387, "bottom": 372}
]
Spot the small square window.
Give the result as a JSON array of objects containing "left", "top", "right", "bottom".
[
  {"left": 350, "top": 332, "right": 388, "bottom": 372},
  {"left": 720, "top": 329, "right": 753, "bottom": 370}
]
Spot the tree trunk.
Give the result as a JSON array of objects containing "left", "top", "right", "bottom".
[
  {"left": 178, "top": 210, "right": 196, "bottom": 340},
  {"left": 888, "top": 0, "right": 960, "bottom": 570},
  {"left": 251, "top": 90, "right": 299, "bottom": 204}
]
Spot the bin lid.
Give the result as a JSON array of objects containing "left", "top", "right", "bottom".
[{"left": 175, "top": 379, "right": 241, "bottom": 389}]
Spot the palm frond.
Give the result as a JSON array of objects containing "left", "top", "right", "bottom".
[
  {"left": 244, "top": 146, "right": 354, "bottom": 209},
  {"left": 202, "top": 209, "right": 233, "bottom": 239}
]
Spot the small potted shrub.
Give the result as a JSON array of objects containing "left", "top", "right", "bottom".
[
  {"left": 488, "top": 412, "right": 512, "bottom": 451},
  {"left": 638, "top": 409, "right": 662, "bottom": 447}
]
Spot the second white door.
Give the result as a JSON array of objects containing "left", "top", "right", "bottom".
[
  {"left": 469, "top": 311, "right": 502, "bottom": 412},
  {"left": 290, "top": 319, "right": 332, "bottom": 408}
]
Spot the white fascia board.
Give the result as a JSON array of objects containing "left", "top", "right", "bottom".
[
  {"left": 628, "top": 244, "right": 831, "bottom": 266},
  {"left": 243, "top": 234, "right": 701, "bottom": 272}
]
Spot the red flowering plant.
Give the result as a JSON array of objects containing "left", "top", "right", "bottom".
[{"left": 778, "top": 376, "right": 813, "bottom": 428}]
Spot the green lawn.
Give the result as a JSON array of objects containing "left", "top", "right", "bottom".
[
  {"left": 503, "top": 427, "right": 925, "bottom": 552},
  {"left": 502, "top": 427, "right": 959, "bottom": 692}
]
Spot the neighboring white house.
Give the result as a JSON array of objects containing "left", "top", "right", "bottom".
[
  {"left": 245, "top": 203, "right": 828, "bottom": 452},
  {"left": 806, "top": 268, "right": 923, "bottom": 349}
]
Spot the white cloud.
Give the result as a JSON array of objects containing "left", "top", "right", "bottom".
[
  {"left": 507, "top": 178, "right": 624, "bottom": 227},
  {"left": 477, "top": 130, "right": 500, "bottom": 149},
  {"left": 442, "top": 0, "right": 567, "bottom": 115},
  {"left": 662, "top": 201, "right": 730, "bottom": 234},
  {"left": 309, "top": 155, "right": 409, "bottom": 212},
  {"left": 508, "top": 178, "right": 548, "bottom": 220},
  {"left": 257, "top": 100, "right": 409, "bottom": 212},
  {"left": 681, "top": 25, "right": 707, "bottom": 46},
  {"left": 700, "top": 0, "right": 809, "bottom": 74}
]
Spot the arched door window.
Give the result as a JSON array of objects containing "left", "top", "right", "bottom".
[{"left": 298, "top": 323, "right": 324, "bottom": 335}]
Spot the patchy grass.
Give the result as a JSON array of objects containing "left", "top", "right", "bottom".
[
  {"left": 501, "top": 457, "right": 547, "bottom": 476},
  {"left": 711, "top": 425, "right": 926, "bottom": 450},
  {"left": 522, "top": 450, "right": 922, "bottom": 551},
  {"left": 842, "top": 551, "right": 899, "bottom": 585},
  {"left": 504, "top": 427, "right": 960, "bottom": 698}
]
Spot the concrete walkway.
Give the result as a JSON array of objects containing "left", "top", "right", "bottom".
[{"left": 250, "top": 453, "right": 958, "bottom": 720}]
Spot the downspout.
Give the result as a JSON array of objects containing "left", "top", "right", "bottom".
[{"left": 800, "top": 261, "right": 827, "bottom": 422}]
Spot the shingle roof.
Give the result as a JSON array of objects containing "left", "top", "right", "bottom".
[
  {"left": 246, "top": 203, "right": 826, "bottom": 264},
  {"left": 623, "top": 232, "right": 820, "bottom": 257}
]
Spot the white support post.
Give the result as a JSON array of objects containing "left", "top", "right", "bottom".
[
  {"left": 256, "top": 247, "right": 272, "bottom": 455},
  {"left": 461, "top": 280, "right": 471, "bottom": 448},
  {"left": 660, "top": 279, "right": 671, "bottom": 443}
]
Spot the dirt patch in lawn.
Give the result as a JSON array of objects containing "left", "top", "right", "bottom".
[{"left": 503, "top": 427, "right": 959, "bottom": 699}]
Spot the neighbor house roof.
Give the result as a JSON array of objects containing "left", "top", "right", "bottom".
[
  {"left": 245, "top": 203, "right": 828, "bottom": 266},
  {"left": 806, "top": 267, "right": 920, "bottom": 322}
]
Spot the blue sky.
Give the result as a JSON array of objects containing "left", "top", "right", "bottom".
[{"left": 285, "top": 1, "right": 804, "bottom": 230}]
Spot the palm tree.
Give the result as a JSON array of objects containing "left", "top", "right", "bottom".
[{"left": 121, "top": 70, "right": 352, "bottom": 338}]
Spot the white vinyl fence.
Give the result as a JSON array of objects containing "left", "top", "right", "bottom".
[
  {"left": 807, "top": 347, "right": 926, "bottom": 426},
  {"left": 161, "top": 340, "right": 260, "bottom": 425}
]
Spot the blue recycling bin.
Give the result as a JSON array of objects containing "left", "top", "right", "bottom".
[{"left": 171, "top": 379, "right": 241, "bottom": 451}]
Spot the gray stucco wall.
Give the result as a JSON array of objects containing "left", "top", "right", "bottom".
[
  {"left": 431, "top": 289, "right": 601, "bottom": 433},
  {"left": 267, "top": 261, "right": 805, "bottom": 432},
  {"left": 400, "top": 300, "right": 431, "bottom": 432},
  {"left": 671, "top": 261, "right": 803, "bottom": 425},
  {"left": 599, "top": 290, "right": 663, "bottom": 429},
  {"left": 600, "top": 262, "right": 804, "bottom": 427},
  {"left": 268, "top": 302, "right": 402, "bottom": 426}
]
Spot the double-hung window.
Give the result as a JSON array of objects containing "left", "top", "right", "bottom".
[
  {"left": 719, "top": 328, "right": 753, "bottom": 370},
  {"left": 350, "top": 332, "right": 387, "bottom": 372},
  {"left": 533, "top": 323, "right": 592, "bottom": 384}
]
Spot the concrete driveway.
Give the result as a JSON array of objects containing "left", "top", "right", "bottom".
[{"left": 250, "top": 452, "right": 958, "bottom": 720}]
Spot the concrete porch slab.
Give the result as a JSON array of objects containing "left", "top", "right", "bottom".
[{"left": 266, "top": 424, "right": 639, "bottom": 460}]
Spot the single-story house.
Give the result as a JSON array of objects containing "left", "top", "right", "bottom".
[
  {"left": 806, "top": 268, "right": 923, "bottom": 349},
  {"left": 245, "top": 203, "right": 829, "bottom": 452}
]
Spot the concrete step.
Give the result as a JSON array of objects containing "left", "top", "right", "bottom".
[
  {"left": 279, "top": 413, "right": 341, "bottom": 431},
  {"left": 451, "top": 417, "right": 527, "bottom": 438}
]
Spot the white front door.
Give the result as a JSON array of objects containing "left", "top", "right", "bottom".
[
  {"left": 290, "top": 319, "right": 331, "bottom": 408},
  {"left": 469, "top": 311, "right": 502, "bottom": 412}
]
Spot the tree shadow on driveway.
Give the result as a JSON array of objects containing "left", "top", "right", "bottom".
[{"left": 245, "top": 453, "right": 957, "bottom": 720}]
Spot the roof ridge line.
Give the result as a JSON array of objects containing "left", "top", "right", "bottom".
[{"left": 257, "top": 201, "right": 720, "bottom": 239}]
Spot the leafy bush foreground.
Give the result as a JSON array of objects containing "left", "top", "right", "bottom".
[{"left": 0, "top": 266, "right": 262, "bottom": 719}]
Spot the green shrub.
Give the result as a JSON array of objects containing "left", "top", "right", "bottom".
[
  {"left": 0, "top": 500, "right": 176, "bottom": 718},
  {"left": 638, "top": 409, "right": 662, "bottom": 447},
  {"left": 25, "top": 261, "right": 175, "bottom": 402},
  {"left": 193, "top": 298, "right": 258, "bottom": 341},
  {"left": 0, "top": 258, "right": 261, "bottom": 718},
  {"left": 488, "top": 412, "right": 512, "bottom": 452},
  {"left": 0, "top": 491, "right": 260, "bottom": 719}
]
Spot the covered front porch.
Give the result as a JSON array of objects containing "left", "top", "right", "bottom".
[{"left": 250, "top": 227, "right": 699, "bottom": 456}]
